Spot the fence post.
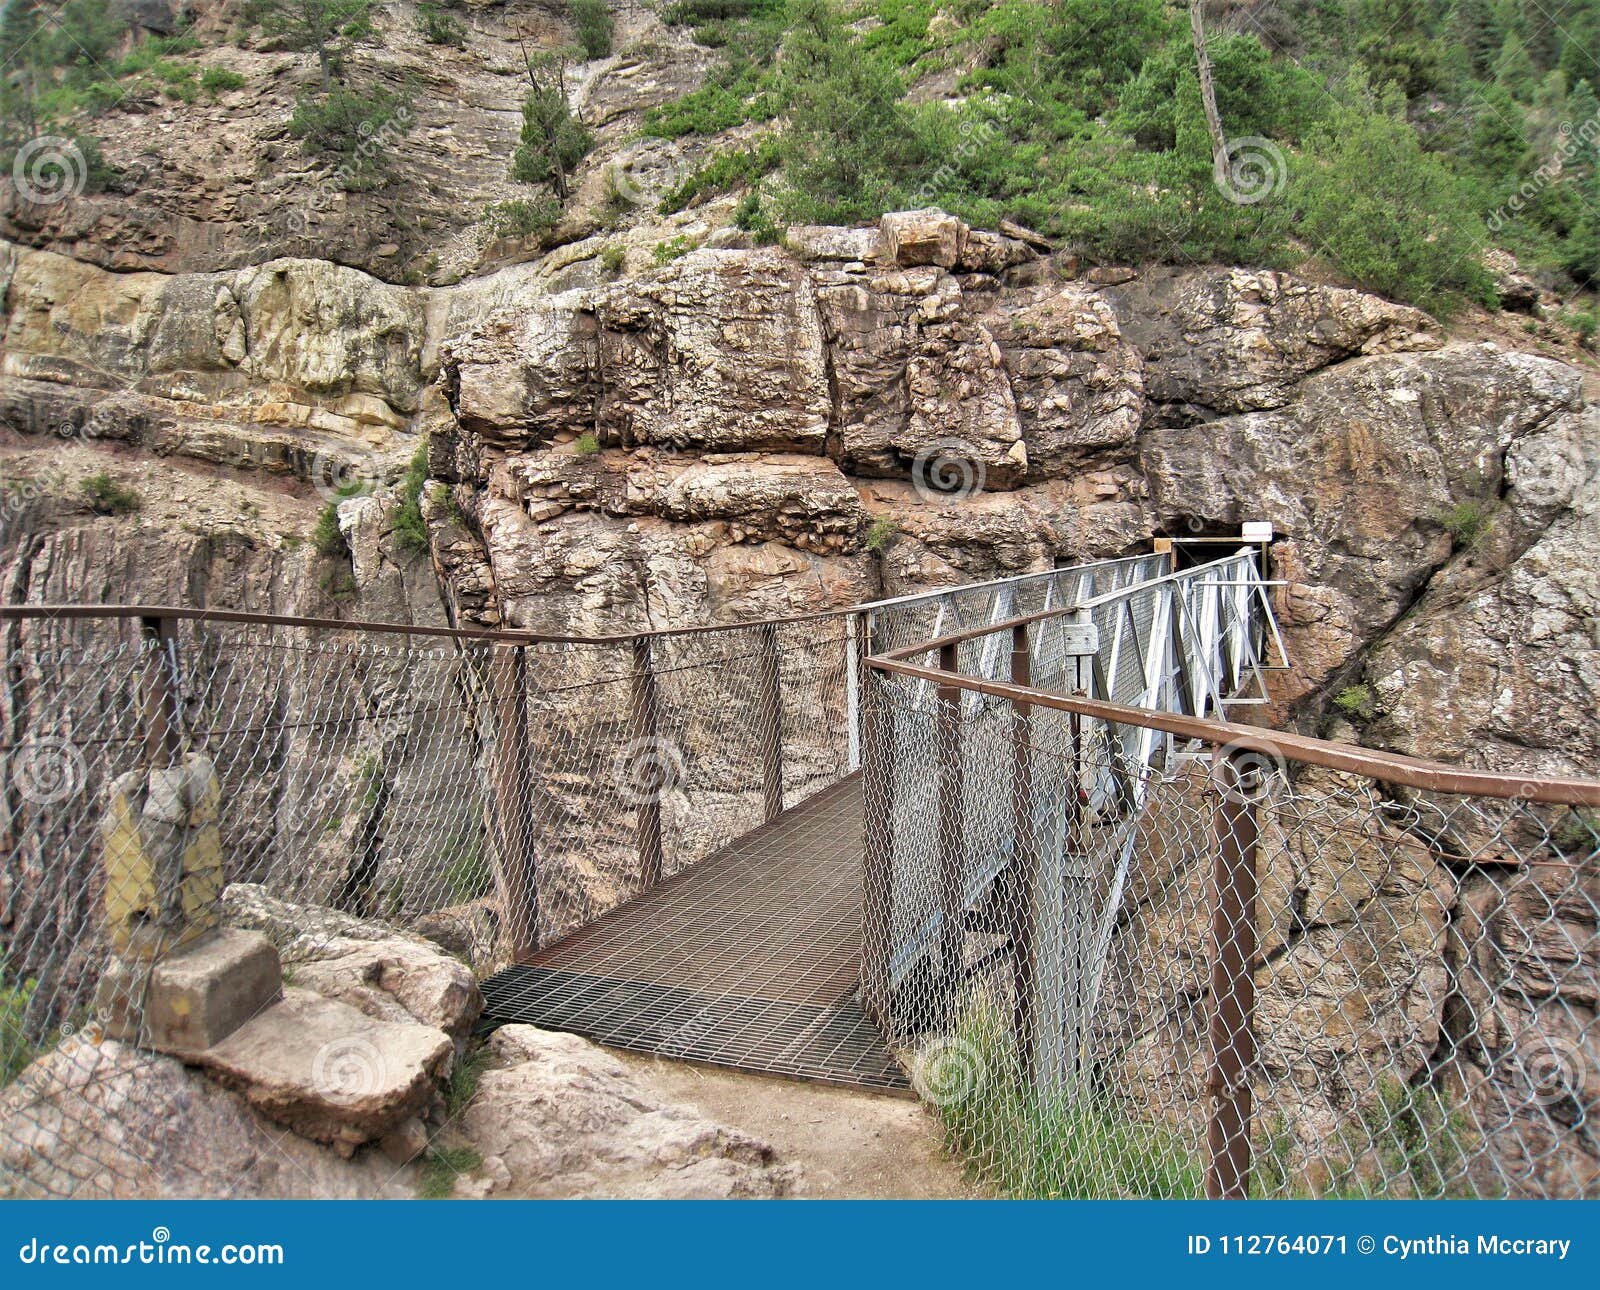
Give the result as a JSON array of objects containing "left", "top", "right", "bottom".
[
  {"left": 139, "top": 616, "right": 182, "bottom": 767},
  {"left": 630, "top": 634, "right": 665, "bottom": 891},
  {"left": 860, "top": 659, "right": 895, "bottom": 1032},
  {"left": 936, "top": 641, "right": 964, "bottom": 988},
  {"left": 1008, "top": 623, "right": 1038, "bottom": 1076},
  {"left": 1206, "top": 747, "right": 1259, "bottom": 1200},
  {"left": 757, "top": 621, "right": 784, "bottom": 821},
  {"left": 490, "top": 644, "right": 539, "bottom": 961}
]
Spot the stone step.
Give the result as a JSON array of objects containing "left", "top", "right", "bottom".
[{"left": 195, "top": 988, "right": 453, "bottom": 1156}]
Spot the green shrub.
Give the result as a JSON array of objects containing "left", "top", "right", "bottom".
[
  {"left": 200, "top": 66, "right": 247, "bottom": 95},
  {"left": 149, "top": 59, "right": 198, "bottom": 102},
  {"left": 419, "top": 1144, "right": 482, "bottom": 1198},
  {"left": 319, "top": 566, "right": 358, "bottom": 600},
  {"left": 289, "top": 82, "right": 411, "bottom": 187},
  {"left": 1321, "top": 1078, "right": 1484, "bottom": 1199},
  {"left": 573, "top": 431, "right": 601, "bottom": 455},
  {"left": 1294, "top": 97, "right": 1498, "bottom": 315},
  {"left": 650, "top": 234, "right": 698, "bottom": 265},
  {"left": 732, "top": 191, "right": 782, "bottom": 244},
  {"left": 1, "top": 959, "right": 43, "bottom": 1087},
  {"left": 311, "top": 501, "right": 349, "bottom": 559},
  {"left": 571, "top": 0, "right": 614, "bottom": 60},
  {"left": 599, "top": 242, "right": 626, "bottom": 273},
  {"left": 511, "top": 55, "right": 592, "bottom": 199},
  {"left": 1552, "top": 808, "right": 1599, "bottom": 857},
  {"left": 482, "top": 196, "right": 562, "bottom": 239},
  {"left": 1332, "top": 683, "right": 1377, "bottom": 722},
  {"left": 864, "top": 515, "right": 898, "bottom": 552},
  {"left": 658, "top": 138, "right": 780, "bottom": 213},
  {"left": 444, "top": 833, "right": 491, "bottom": 901},
  {"left": 393, "top": 438, "right": 431, "bottom": 556},
  {"left": 415, "top": 3, "right": 466, "bottom": 46},
  {"left": 1437, "top": 500, "right": 1493, "bottom": 550},
  {"left": 775, "top": 0, "right": 922, "bottom": 224},
  {"left": 927, "top": 1002, "right": 1202, "bottom": 1198},
  {"left": 78, "top": 471, "right": 140, "bottom": 516}
]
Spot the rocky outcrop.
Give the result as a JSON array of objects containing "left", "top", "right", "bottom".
[
  {"left": 223, "top": 885, "right": 483, "bottom": 1042},
  {"left": 1142, "top": 344, "right": 1587, "bottom": 705},
  {"left": 194, "top": 987, "right": 452, "bottom": 1156},
  {"left": 451, "top": 1025, "right": 798, "bottom": 1198},
  {"left": 0, "top": 1036, "right": 418, "bottom": 1199},
  {"left": 1362, "top": 410, "right": 1600, "bottom": 778},
  {"left": 1102, "top": 267, "right": 1443, "bottom": 418},
  {"left": 1110, "top": 764, "right": 1597, "bottom": 1197}
]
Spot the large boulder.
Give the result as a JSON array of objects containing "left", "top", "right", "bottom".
[
  {"left": 0, "top": 1036, "right": 415, "bottom": 1198},
  {"left": 194, "top": 988, "right": 453, "bottom": 1156},
  {"left": 1140, "top": 344, "right": 1586, "bottom": 705},
  {"left": 452, "top": 1025, "right": 798, "bottom": 1198},
  {"left": 1102, "top": 266, "right": 1442, "bottom": 418},
  {"left": 1364, "top": 409, "right": 1600, "bottom": 776}
]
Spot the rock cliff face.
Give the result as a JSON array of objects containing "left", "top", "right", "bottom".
[{"left": 4, "top": 207, "right": 1597, "bottom": 771}]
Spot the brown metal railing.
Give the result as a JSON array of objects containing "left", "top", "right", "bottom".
[{"left": 863, "top": 617, "right": 1600, "bottom": 1200}]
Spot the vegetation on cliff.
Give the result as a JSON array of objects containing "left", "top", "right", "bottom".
[{"left": 0, "top": 0, "right": 1595, "bottom": 321}]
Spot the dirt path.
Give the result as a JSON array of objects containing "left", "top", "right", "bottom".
[{"left": 615, "top": 1052, "right": 984, "bottom": 1199}]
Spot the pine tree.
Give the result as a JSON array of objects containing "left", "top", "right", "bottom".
[{"left": 510, "top": 47, "right": 591, "bottom": 200}]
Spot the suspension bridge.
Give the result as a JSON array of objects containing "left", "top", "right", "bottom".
[{"left": 479, "top": 541, "right": 1289, "bottom": 1087}]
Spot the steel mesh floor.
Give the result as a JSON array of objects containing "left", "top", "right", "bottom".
[{"left": 481, "top": 775, "right": 909, "bottom": 1089}]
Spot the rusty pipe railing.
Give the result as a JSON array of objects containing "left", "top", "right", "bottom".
[{"left": 866, "top": 654, "right": 1600, "bottom": 807}]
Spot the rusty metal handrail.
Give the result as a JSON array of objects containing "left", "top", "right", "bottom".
[{"left": 867, "top": 654, "right": 1600, "bottom": 807}]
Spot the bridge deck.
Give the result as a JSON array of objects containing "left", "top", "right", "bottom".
[{"left": 481, "top": 775, "right": 909, "bottom": 1089}]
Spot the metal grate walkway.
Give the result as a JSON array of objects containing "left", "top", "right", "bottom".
[{"left": 481, "top": 775, "right": 909, "bottom": 1089}]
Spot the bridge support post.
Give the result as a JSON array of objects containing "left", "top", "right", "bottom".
[
  {"left": 935, "top": 642, "right": 965, "bottom": 993},
  {"left": 859, "top": 659, "right": 894, "bottom": 1032},
  {"left": 757, "top": 622, "right": 784, "bottom": 822},
  {"left": 630, "top": 635, "right": 666, "bottom": 892},
  {"left": 490, "top": 645, "right": 539, "bottom": 960},
  {"left": 1206, "top": 748, "right": 1259, "bottom": 1200},
  {"left": 1008, "top": 624, "right": 1039, "bottom": 1077},
  {"left": 139, "top": 615, "right": 183, "bottom": 769}
]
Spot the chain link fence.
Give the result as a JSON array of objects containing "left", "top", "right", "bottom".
[
  {"left": 0, "top": 555, "right": 1153, "bottom": 1196},
  {"left": 865, "top": 635, "right": 1600, "bottom": 1199}
]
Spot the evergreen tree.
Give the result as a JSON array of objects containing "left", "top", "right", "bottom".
[
  {"left": 510, "top": 48, "right": 591, "bottom": 200},
  {"left": 776, "top": 0, "right": 918, "bottom": 222},
  {"left": 254, "top": 0, "right": 376, "bottom": 92}
]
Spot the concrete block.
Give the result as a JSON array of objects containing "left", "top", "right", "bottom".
[{"left": 98, "top": 929, "right": 282, "bottom": 1056}]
